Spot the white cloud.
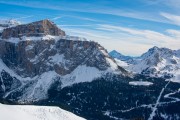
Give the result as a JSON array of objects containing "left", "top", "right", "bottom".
[
  {"left": 14, "top": 15, "right": 34, "bottom": 20},
  {"left": 62, "top": 24, "right": 180, "bottom": 56},
  {"left": 0, "top": 1, "right": 171, "bottom": 25},
  {"left": 59, "top": 25, "right": 92, "bottom": 27},
  {"left": 98, "top": 24, "right": 175, "bottom": 43},
  {"left": 64, "top": 28, "right": 111, "bottom": 40},
  {"left": 65, "top": 15, "right": 98, "bottom": 22},
  {"left": 161, "top": 12, "right": 180, "bottom": 26},
  {"left": 52, "top": 16, "right": 63, "bottom": 20},
  {"left": 163, "top": 0, "right": 180, "bottom": 9},
  {"left": 166, "top": 29, "right": 180, "bottom": 38}
]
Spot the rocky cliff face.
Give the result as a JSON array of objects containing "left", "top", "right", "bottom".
[
  {"left": 0, "top": 39, "right": 114, "bottom": 78},
  {"left": 0, "top": 19, "right": 127, "bottom": 101},
  {"left": 1, "top": 19, "right": 65, "bottom": 39}
]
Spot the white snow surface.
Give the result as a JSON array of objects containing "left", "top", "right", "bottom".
[
  {"left": 1, "top": 35, "right": 62, "bottom": 43},
  {"left": 0, "top": 103, "right": 85, "bottom": 120},
  {"left": 169, "top": 70, "right": 180, "bottom": 83},
  {"left": 129, "top": 81, "right": 153, "bottom": 86},
  {"left": 0, "top": 19, "right": 20, "bottom": 26},
  {"left": 0, "top": 19, "right": 20, "bottom": 33},
  {"left": 114, "top": 58, "right": 129, "bottom": 67},
  {"left": 20, "top": 65, "right": 105, "bottom": 101},
  {"left": 106, "top": 57, "right": 118, "bottom": 71},
  {"left": 21, "top": 71, "right": 58, "bottom": 101},
  {"left": 0, "top": 35, "right": 89, "bottom": 43},
  {"left": 61, "top": 65, "right": 104, "bottom": 88},
  {"left": 0, "top": 27, "right": 4, "bottom": 33},
  {"left": 49, "top": 54, "right": 65, "bottom": 63},
  {"left": 0, "top": 59, "right": 107, "bottom": 101}
]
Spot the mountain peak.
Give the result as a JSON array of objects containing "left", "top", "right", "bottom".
[
  {"left": 148, "top": 46, "right": 172, "bottom": 52},
  {"left": 148, "top": 46, "right": 160, "bottom": 52},
  {"left": 109, "top": 50, "right": 133, "bottom": 61},
  {"left": 109, "top": 50, "right": 123, "bottom": 56},
  {"left": 151, "top": 46, "right": 159, "bottom": 49},
  {"left": 140, "top": 46, "right": 173, "bottom": 59},
  {"left": 1, "top": 19, "right": 65, "bottom": 39}
]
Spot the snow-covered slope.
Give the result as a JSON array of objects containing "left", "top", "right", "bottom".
[
  {"left": 0, "top": 103, "right": 85, "bottom": 120},
  {"left": 129, "top": 81, "right": 153, "bottom": 86},
  {"left": 111, "top": 47, "right": 180, "bottom": 83},
  {"left": 0, "top": 19, "right": 20, "bottom": 33},
  {"left": 0, "top": 43, "right": 122, "bottom": 102},
  {"left": 114, "top": 58, "right": 129, "bottom": 67}
]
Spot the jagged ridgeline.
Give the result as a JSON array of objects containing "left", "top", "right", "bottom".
[
  {"left": 1, "top": 19, "right": 65, "bottom": 39},
  {"left": 0, "top": 19, "right": 179, "bottom": 120}
]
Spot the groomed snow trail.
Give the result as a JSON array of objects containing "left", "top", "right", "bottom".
[{"left": 148, "top": 81, "right": 171, "bottom": 120}]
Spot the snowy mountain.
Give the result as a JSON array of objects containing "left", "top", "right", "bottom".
[
  {"left": 0, "top": 19, "right": 179, "bottom": 120},
  {"left": 0, "top": 19, "right": 20, "bottom": 33},
  {"left": 111, "top": 46, "right": 180, "bottom": 83},
  {"left": 0, "top": 103, "right": 85, "bottom": 120},
  {"left": 0, "top": 19, "right": 127, "bottom": 102}
]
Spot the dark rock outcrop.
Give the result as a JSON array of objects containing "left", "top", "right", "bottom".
[
  {"left": 0, "top": 39, "right": 111, "bottom": 77},
  {"left": 1, "top": 19, "right": 65, "bottom": 39}
]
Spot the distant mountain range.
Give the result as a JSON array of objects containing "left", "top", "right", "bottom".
[
  {"left": 0, "top": 19, "right": 179, "bottom": 120},
  {"left": 110, "top": 46, "right": 180, "bottom": 83}
]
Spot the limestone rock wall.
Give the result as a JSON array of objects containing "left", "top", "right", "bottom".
[{"left": 1, "top": 19, "right": 65, "bottom": 39}]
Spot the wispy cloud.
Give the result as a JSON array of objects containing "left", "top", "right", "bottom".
[
  {"left": 51, "top": 15, "right": 98, "bottom": 22},
  {"left": 160, "top": 12, "right": 180, "bottom": 26},
  {"left": 98, "top": 24, "right": 175, "bottom": 43},
  {"left": 64, "top": 28, "right": 111, "bottom": 40},
  {"left": 63, "top": 27, "right": 156, "bottom": 56},
  {"left": 62, "top": 23, "right": 180, "bottom": 56},
  {"left": 0, "top": 0, "right": 172, "bottom": 25},
  {"left": 14, "top": 15, "right": 34, "bottom": 20},
  {"left": 51, "top": 16, "right": 63, "bottom": 20},
  {"left": 64, "top": 15, "right": 98, "bottom": 22},
  {"left": 166, "top": 29, "right": 180, "bottom": 38},
  {"left": 141, "top": 0, "right": 162, "bottom": 5},
  {"left": 59, "top": 25, "right": 92, "bottom": 27},
  {"left": 163, "top": 0, "right": 180, "bottom": 9}
]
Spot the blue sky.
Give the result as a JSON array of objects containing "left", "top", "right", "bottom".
[{"left": 0, "top": 0, "right": 180, "bottom": 56}]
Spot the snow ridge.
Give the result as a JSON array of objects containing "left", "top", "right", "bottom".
[{"left": 0, "top": 103, "right": 85, "bottom": 120}]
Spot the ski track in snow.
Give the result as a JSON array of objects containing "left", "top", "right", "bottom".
[
  {"left": 108, "top": 81, "right": 180, "bottom": 119},
  {"left": 115, "top": 99, "right": 180, "bottom": 114},
  {"left": 148, "top": 81, "right": 171, "bottom": 120},
  {"left": 164, "top": 89, "right": 180, "bottom": 101}
]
